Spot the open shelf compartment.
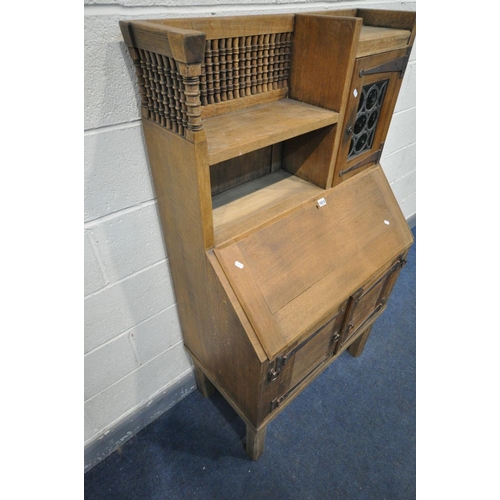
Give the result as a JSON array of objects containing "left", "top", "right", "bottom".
[
  {"left": 204, "top": 99, "right": 339, "bottom": 165},
  {"left": 212, "top": 169, "right": 324, "bottom": 246}
]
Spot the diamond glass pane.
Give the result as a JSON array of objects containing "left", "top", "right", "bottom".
[{"left": 348, "top": 80, "right": 389, "bottom": 159}]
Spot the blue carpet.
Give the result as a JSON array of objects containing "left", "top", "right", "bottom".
[{"left": 85, "top": 227, "right": 416, "bottom": 500}]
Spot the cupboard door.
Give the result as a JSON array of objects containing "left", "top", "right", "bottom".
[
  {"left": 337, "top": 255, "right": 406, "bottom": 350},
  {"left": 268, "top": 302, "right": 347, "bottom": 413},
  {"left": 334, "top": 48, "right": 410, "bottom": 184}
]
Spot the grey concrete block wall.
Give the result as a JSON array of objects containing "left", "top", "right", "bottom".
[{"left": 84, "top": 0, "right": 416, "bottom": 469}]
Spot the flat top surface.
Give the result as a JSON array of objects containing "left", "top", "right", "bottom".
[
  {"left": 359, "top": 25, "right": 411, "bottom": 42},
  {"left": 357, "top": 25, "right": 411, "bottom": 57},
  {"left": 214, "top": 165, "right": 413, "bottom": 358}
]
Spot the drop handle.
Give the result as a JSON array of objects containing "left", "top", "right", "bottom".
[{"left": 346, "top": 125, "right": 353, "bottom": 136}]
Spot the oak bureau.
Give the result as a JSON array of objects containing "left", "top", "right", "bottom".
[{"left": 119, "top": 8, "right": 416, "bottom": 459}]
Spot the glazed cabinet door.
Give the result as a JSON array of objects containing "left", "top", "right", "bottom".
[
  {"left": 334, "top": 48, "right": 410, "bottom": 184},
  {"left": 337, "top": 254, "right": 407, "bottom": 351}
]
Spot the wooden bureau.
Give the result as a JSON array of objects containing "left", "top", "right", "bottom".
[{"left": 119, "top": 8, "right": 416, "bottom": 459}]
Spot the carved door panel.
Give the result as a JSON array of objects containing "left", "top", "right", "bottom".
[
  {"left": 268, "top": 300, "right": 347, "bottom": 413},
  {"left": 337, "top": 255, "right": 407, "bottom": 350}
]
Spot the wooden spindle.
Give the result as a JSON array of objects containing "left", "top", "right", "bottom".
[
  {"left": 251, "top": 35, "right": 258, "bottom": 94},
  {"left": 200, "top": 61, "right": 208, "bottom": 106},
  {"left": 219, "top": 38, "right": 227, "bottom": 101},
  {"left": 276, "top": 33, "right": 284, "bottom": 89},
  {"left": 149, "top": 51, "right": 164, "bottom": 125},
  {"left": 183, "top": 74, "right": 203, "bottom": 132},
  {"left": 205, "top": 40, "right": 215, "bottom": 105},
  {"left": 138, "top": 49, "right": 153, "bottom": 120},
  {"left": 154, "top": 53, "right": 168, "bottom": 127},
  {"left": 268, "top": 34, "right": 277, "bottom": 90},
  {"left": 145, "top": 51, "right": 161, "bottom": 123},
  {"left": 245, "top": 36, "right": 252, "bottom": 96},
  {"left": 233, "top": 37, "right": 240, "bottom": 99},
  {"left": 257, "top": 34, "right": 264, "bottom": 94},
  {"left": 177, "top": 72, "right": 188, "bottom": 135},
  {"left": 169, "top": 57, "right": 182, "bottom": 134},
  {"left": 262, "top": 34, "right": 270, "bottom": 93},
  {"left": 162, "top": 56, "right": 175, "bottom": 132},
  {"left": 239, "top": 36, "right": 246, "bottom": 98},
  {"left": 226, "top": 38, "right": 234, "bottom": 101},
  {"left": 212, "top": 39, "right": 221, "bottom": 103},
  {"left": 283, "top": 32, "right": 292, "bottom": 87}
]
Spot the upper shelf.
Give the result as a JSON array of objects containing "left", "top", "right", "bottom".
[{"left": 204, "top": 99, "right": 339, "bottom": 165}]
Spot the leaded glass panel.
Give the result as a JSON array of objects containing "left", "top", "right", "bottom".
[{"left": 348, "top": 80, "right": 388, "bottom": 159}]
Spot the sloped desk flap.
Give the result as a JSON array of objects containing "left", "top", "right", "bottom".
[{"left": 214, "top": 165, "right": 413, "bottom": 360}]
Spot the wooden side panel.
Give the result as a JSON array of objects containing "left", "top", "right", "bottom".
[
  {"left": 207, "top": 254, "right": 278, "bottom": 427},
  {"left": 283, "top": 14, "right": 362, "bottom": 188},
  {"left": 282, "top": 125, "right": 336, "bottom": 188},
  {"left": 201, "top": 252, "right": 268, "bottom": 426},
  {"left": 289, "top": 15, "right": 361, "bottom": 112},
  {"left": 142, "top": 120, "right": 264, "bottom": 426},
  {"left": 142, "top": 122, "right": 213, "bottom": 340}
]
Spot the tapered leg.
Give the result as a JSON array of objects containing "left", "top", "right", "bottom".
[
  {"left": 347, "top": 325, "right": 373, "bottom": 358},
  {"left": 246, "top": 424, "right": 267, "bottom": 460},
  {"left": 194, "top": 365, "right": 215, "bottom": 397}
]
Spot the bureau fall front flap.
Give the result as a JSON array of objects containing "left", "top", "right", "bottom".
[{"left": 213, "top": 164, "right": 413, "bottom": 360}]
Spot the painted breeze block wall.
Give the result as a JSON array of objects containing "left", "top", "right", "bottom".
[{"left": 84, "top": 0, "right": 416, "bottom": 470}]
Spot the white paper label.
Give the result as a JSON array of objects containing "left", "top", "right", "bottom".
[
  {"left": 235, "top": 261, "right": 244, "bottom": 269},
  {"left": 317, "top": 198, "right": 327, "bottom": 207}
]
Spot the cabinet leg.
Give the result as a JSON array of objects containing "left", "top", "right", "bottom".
[
  {"left": 246, "top": 424, "right": 267, "bottom": 460},
  {"left": 193, "top": 365, "right": 215, "bottom": 398},
  {"left": 348, "top": 325, "right": 373, "bottom": 358}
]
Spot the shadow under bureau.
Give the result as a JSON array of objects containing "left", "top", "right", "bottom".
[{"left": 119, "top": 8, "right": 415, "bottom": 460}]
